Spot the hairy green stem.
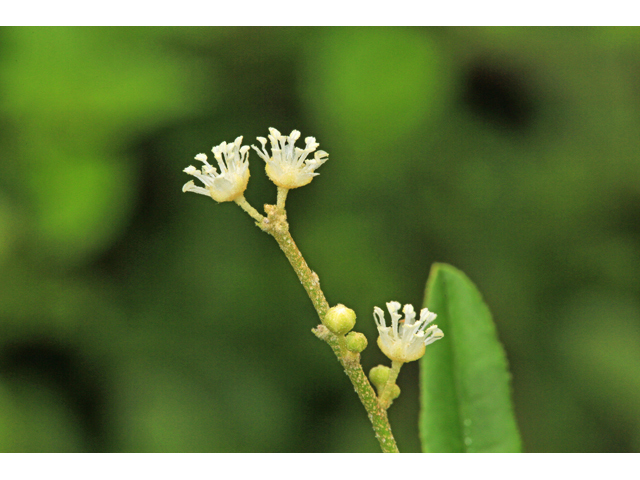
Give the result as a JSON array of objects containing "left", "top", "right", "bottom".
[
  {"left": 380, "top": 360, "right": 403, "bottom": 409},
  {"left": 247, "top": 200, "right": 399, "bottom": 453},
  {"left": 235, "top": 195, "right": 265, "bottom": 222},
  {"left": 277, "top": 187, "right": 289, "bottom": 210},
  {"left": 259, "top": 204, "right": 330, "bottom": 320},
  {"left": 313, "top": 326, "right": 399, "bottom": 453}
]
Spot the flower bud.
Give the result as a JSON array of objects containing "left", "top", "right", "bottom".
[
  {"left": 369, "top": 365, "right": 391, "bottom": 391},
  {"left": 388, "top": 384, "right": 401, "bottom": 400},
  {"left": 345, "top": 332, "right": 368, "bottom": 353},
  {"left": 323, "top": 304, "right": 356, "bottom": 335}
]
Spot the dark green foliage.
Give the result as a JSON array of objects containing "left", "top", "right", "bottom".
[{"left": 2, "top": 27, "right": 640, "bottom": 452}]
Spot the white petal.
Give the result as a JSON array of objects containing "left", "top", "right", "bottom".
[
  {"left": 182, "top": 180, "right": 210, "bottom": 196},
  {"left": 419, "top": 308, "right": 437, "bottom": 325},
  {"left": 373, "top": 306, "right": 386, "bottom": 328},
  {"left": 403, "top": 304, "right": 416, "bottom": 325},
  {"left": 182, "top": 180, "right": 195, "bottom": 192},
  {"left": 269, "top": 127, "right": 281, "bottom": 138}
]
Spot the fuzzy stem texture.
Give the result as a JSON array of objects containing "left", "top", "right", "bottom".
[
  {"left": 259, "top": 204, "right": 330, "bottom": 320},
  {"left": 235, "top": 195, "right": 265, "bottom": 222},
  {"left": 313, "top": 325, "right": 399, "bottom": 453},
  {"left": 277, "top": 187, "right": 289, "bottom": 210},
  {"left": 379, "top": 360, "right": 403, "bottom": 409},
  {"left": 255, "top": 202, "right": 399, "bottom": 453}
]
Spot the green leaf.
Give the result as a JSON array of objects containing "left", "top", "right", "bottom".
[{"left": 420, "top": 263, "right": 521, "bottom": 452}]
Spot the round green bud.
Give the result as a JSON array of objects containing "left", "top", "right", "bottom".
[
  {"left": 345, "top": 332, "right": 368, "bottom": 353},
  {"left": 369, "top": 365, "right": 391, "bottom": 390},
  {"left": 323, "top": 304, "right": 356, "bottom": 335},
  {"left": 388, "top": 384, "right": 401, "bottom": 400}
]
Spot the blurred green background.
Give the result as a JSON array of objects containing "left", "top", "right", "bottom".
[{"left": 1, "top": 26, "right": 640, "bottom": 452}]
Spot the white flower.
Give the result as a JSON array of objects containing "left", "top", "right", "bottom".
[
  {"left": 182, "top": 136, "right": 250, "bottom": 203},
  {"left": 374, "top": 301, "right": 444, "bottom": 363},
  {"left": 252, "top": 127, "right": 328, "bottom": 189}
]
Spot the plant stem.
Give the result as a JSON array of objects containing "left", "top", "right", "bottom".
[
  {"left": 254, "top": 201, "right": 399, "bottom": 453},
  {"left": 235, "top": 195, "right": 265, "bottom": 222},
  {"left": 259, "top": 203, "right": 330, "bottom": 320},
  {"left": 313, "top": 326, "right": 399, "bottom": 453},
  {"left": 380, "top": 360, "right": 403, "bottom": 409},
  {"left": 277, "top": 187, "right": 289, "bottom": 210}
]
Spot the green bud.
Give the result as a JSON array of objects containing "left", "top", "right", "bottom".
[
  {"left": 323, "top": 304, "right": 356, "bottom": 335},
  {"left": 345, "top": 332, "right": 368, "bottom": 353},
  {"left": 388, "top": 384, "right": 401, "bottom": 400},
  {"left": 369, "top": 365, "right": 391, "bottom": 390}
]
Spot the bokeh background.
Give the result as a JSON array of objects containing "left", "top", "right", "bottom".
[{"left": 1, "top": 26, "right": 640, "bottom": 452}]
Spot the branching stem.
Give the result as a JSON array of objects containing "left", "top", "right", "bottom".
[
  {"left": 313, "top": 326, "right": 399, "bottom": 453},
  {"left": 380, "top": 360, "right": 403, "bottom": 409},
  {"left": 235, "top": 195, "right": 265, "bottom": 222},
  {"left": 238, "top": 198, "right": 399, "bottom": 453}
]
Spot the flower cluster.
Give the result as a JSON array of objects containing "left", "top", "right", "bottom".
[
  {"left": 373, "top": 301, "right": 444, "bottom": 363},
  {"left": 182, "top": 128, "right": 328, "bottom": 202},
  {"left": 182, "top": 130, "right": 444, "bottom": 364}
]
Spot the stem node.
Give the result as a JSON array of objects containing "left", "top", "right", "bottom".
[{"left": 263, "top": 203, "right": 399, "bottom": 452}]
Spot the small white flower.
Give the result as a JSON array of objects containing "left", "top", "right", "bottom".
[
  {"left": 252, "top": 127, "right": 328, "bottom": 189},
  {"left": 182, "top": 136, "right": 250, "bottom": 203},
  {"left": 374, "top": 301, "right": 443, "bottom": 363}
]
